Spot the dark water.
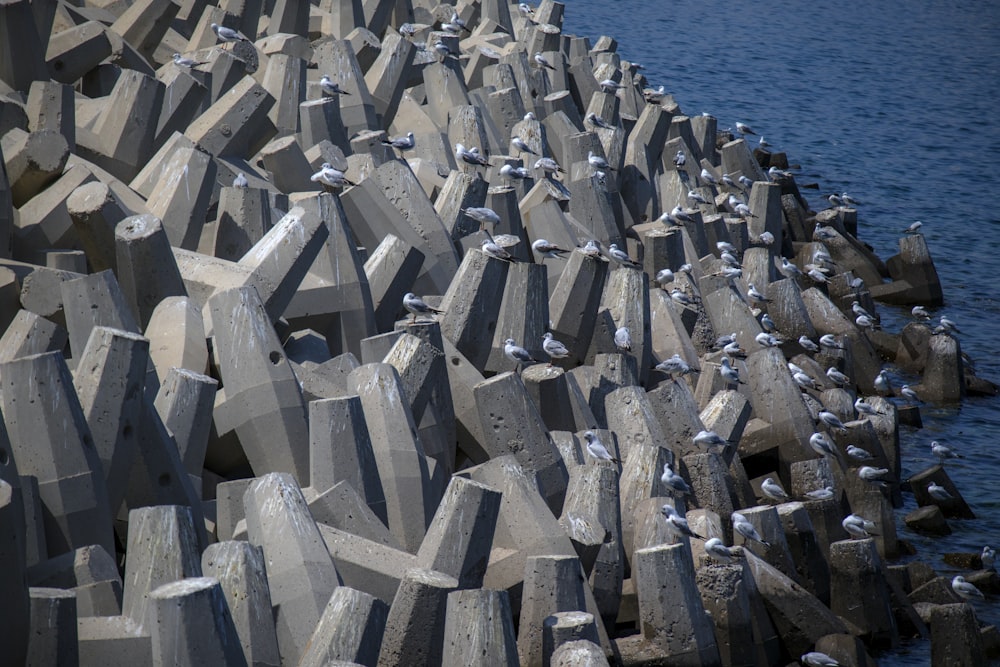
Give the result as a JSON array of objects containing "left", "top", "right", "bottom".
[{"left": 564, "top": 0, "right": 1000, "bottom": 663}]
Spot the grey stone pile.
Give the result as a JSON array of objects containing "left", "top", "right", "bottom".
[{"left": 0, "top": 0, "right": 997, "bottom": 665}]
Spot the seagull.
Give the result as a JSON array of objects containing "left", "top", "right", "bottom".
[
  {"left": 912, "top": 305, "right": 932, "bottom": 320},
  {"left": 927, "top": 482, "right": 953, "bottom": 501},
  {"left": 793, "top": 371, "right": 818, "bottom": 390},
  {"left": 931, "top": 441, "right": 962, "bottom": 459},
  {"left": 779, "top": 257, "right": 803, "bottom": 279},
  {"left": 858, "top": 466, "right": 889, "bottom": 483},
  {"left": 482, "top": 238, "right": 516, "bottom": 262},
  {"left": 402, "top": 292, "right": 445, "bottom": 322},
  {"left": 846, "top": 445, "right": 873, "bottom": 461},
  {"left": 579, "top": 240, "right": 602, "bottom": 258},
  {"left": 433, "top": 40, "right": 459, "bottom": 59},
  {"left": 855, "top": 314, "right": 877, "bottom": 330},
  {"left": 232, "top": 172, "right": 248, "bottom": 188},
  {"left": 541, "top": 332, "right": 570, "bottom": 363},
  {"left": 172, "top": 53, "right": 208, "bottom": 68},
  {"left": 801, "top": 651, "right": 842, "bottom": 667},
  {"left": 739, "top": 175, "right": 755, "bottom": 189},
  {"left": 759, "top": 313, "right": 776, "bottom": 333},
  {"left": 462, "top": 207, "right": 501, "bottom": 229},
  {"left": 704, "top": 538, "right": 740, "bottom": 563},
  {"left": 768, "top": 166, "right": 791, "bottom": 180},
  {"left": 732, "top": 512, "right": 769, "bottom": 546},
  {"left": 532, "top": 239, "right": 570, "bottom": 261},
  {"left": 534, "top": 156, "right": 565, "bottom": 174},
  {"left": 755, "top": 332, "right": 782, "bottom": 348},
  {"left": 211, "top": 23, "right": 249, "bottom": 44},
  {"left": 518, "top": 2, "right": 534, "bottom": 19},
  {"left": 693, "top": 430, "right": 728, "bottom": 449},
  {"left": 504, "top": 338, "right": 538, "bottom": 371},
  {"left": 310, "top": 163, "right": 355, "bottom": 187},
  {"left": 499, "top": 164, "right": 530, "bottom": 182},
  {"left": 841, "top": 193, "right": 860, "bottom": 206},
  {"left": 809, "top": 432, "right": 845, "bottom": 468},
  {"left": 533, "top": 52, "right": 556, "bottom": 70},
  {"left": 655, "top": 354, "right": 698, "bottom": 381},
  {"left": 456, "top": 143, "right": 489, "bottom": 166},
  {"left": 746, "top": 282, "right": 771, "bottom": 305},
  {"left": 661, "top": 504, "right": 704, "bottom": 540},
  {"left": 799, "top": 336, "right": 819, "bottom": 353},
  {"left": 874, "top": 370, "right": 892, "bottom": 395},
  {"left": 588, "top": 151, "right": 615, "bottom": 171},
  {"left": 818, "top": 409, "right": 848, "bottom": 433},
  {"left": 672, "top": 150, "right": 686, "bottom": 167},
  {"left": 903, "top": 221, "right": 923, "bottom": 234},
  {"left": 381, "top": 131, "right": 415, "bottom": 150},
  {"left": 761, "top": 477, "right": 789, "bottom": 503},
  {"left": 599, "top": 79, "right": 623, "bottom": 93},
  {"left": 660, "top": 462, "right": 692, "bottom": 496},
  {"left": 723, "top": 340, "right": 747, "bottom": 358},
  {"left": 843, "top": 513, "right": 879, "bottom": 538},
  {"left": 700, "top": 168, "right": 718, "bottom": 185},
  {"left": 643, "top": 84, "right": 666, "bottom": 104},
  {"left": 826, "top": 367, "right": 851, "bottom": 386},
  {"left": 735, "top": 122, "right": 757, "bottom": 135},
  {"left": 688, "top": 190, "right": 710, "bottom": 205},
  {"left": 938, "top": 316, "right": 962, "bottom": 334},
  {"left": 983, "top": 547, "right": 995, "bottom": 571},
  {"left": 899, "top": 385, "right": 920, "bottom": 403},
  {"left": 952, "top": 575, "right": 985, "bottom": 601},
  {"left": 607, "top": 243, "right": 640, "bottom": 268},
  {"left": 820, "top": 334, "right": 843, "bottom": 349},
  {"left": 510, "top": 136, "right": 537, "bottom": 156},
  {"left": 584, "top": 430, "right": 621, "bottom": 463},
  {"left": 713, "top": 333, "right": 737, "bottom": 349},
  {"left": 585, "top": 112, "right": 615, "bottom": 130},
  {"left": 614, "top": 326, "right": 632, "bottom": 352},
  {"left": 758, "top": 136, "right": 770, "bottom": 149},
  {"left": 854, "top": 398, "right": 884, "bottom": 418},
  {"left": 804, "top": 486, "right": 835, "bottom": 501},
  {"left": 655, "top": 268, "right": 675, "bottom": 286},
  {"left": 670, "top": 288, "right": 698, "bottom": 307},
  {"left": 320, "top": 75, "right": 351, "bottom": 96},
  {"left": 719, "top": 357, "right": 745, "bottom": 385}
]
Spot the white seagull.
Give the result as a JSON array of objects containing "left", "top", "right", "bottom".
[
  {"left": 211, "top": 23, "right": 249, "bottom": 43},
  {"left": 482, "top": 238, "right": 516, "bottom": 262},
  {"left": 732, "top": 512, "right": 769, "bottom": 546},
  {"left": 456, "top": 143, "right": 489, "bottom": 166},
  {"left": 735, "top": 122, "right": 757, "bottom": 135},
  {"left": 842, "top": 513, "right": 878, "bottom": 538},
  {"left": 719, "top": 357, "right": 745, "bottom": 385},
  {"left": 232, "top": 172, "right": 248, "bottom": 188},
  {"left": 320, "top": 75, "right": 351, "bottom": 96},
  {"left": 510, "top": 136, "right": 537, "bottom": 156},
  {"left": 584, "top": 430, "right": 621, "bottom": 463},
  {"left": 534, "top": 156, "right": 565, "bottom": 174},
  {"left": 541, "top": 332, "right": 569, "bottom": 363},
  {"left": 607, "top": 243, "right": 640, "bottom": 268},
  {"left": 402, "top": 293, "right": 445, "bottom": 322},
  {"left": 172, "top": 53, "right": 208, "bottom": 68},
  {"left": 311, "top": 163, "right": 355, "bottom": 187},
  {"left": 931, "top": 441, "right": 961, "bottom": 459},
  {"left": 799, "top": 336, "right": 820, "bottom": 352},
  {"left": 761, "top": 477, "right": 789, "bottom": 503},
  {"left": 661, "top": 504, "right": 704, "bottom": 540},
  {"left": 614, "top": 326, "right": 632, "bottom": 352},
  {"left": 927, "top": 482, "right": 953, "bottom": 501},
  {"left": 704, "top": 538, "right": 740, "bottom": 563},
  {"left": 504, "top": 338, "right": 538, "bottom": 370},
  {"left": 381, "top": 132, "right": 415, "bottom": 150},
  {"left": 801, "top": 651, "right": 842, "bottom": 667},
  {"left": 533, "top": 52, "right": 556, "bottom": 70},
  {"left": 588, "top": 151, "right": 614, "bottom": 171},
  {"left": 532, "top": 239, "right": 570, "bottom": 261},
  {"left": 952, "top": 575, "right": 985, "bottom": 601},
  {"left": 660, "top": 462, "right": 692, "bottom": 496}
]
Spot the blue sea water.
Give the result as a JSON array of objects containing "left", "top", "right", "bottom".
[{"left": 563, "top": 0, "right": 1000, "bottom": 663}]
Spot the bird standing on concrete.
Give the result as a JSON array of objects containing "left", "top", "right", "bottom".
[
  {"left": 732, "top": 512, "right": 769, "bottom": 547},
  {"left": 533, "top": 52, "right": 556, "bottom": 70},
  {"left": 755, "top": 332, "right": 782, "bottom": 348},
  {"left": 402, "top": 293, "right": 445, "bottom": 322},
  {"left": 693, "top": 430, "right": 728, "bottom": 449},
  {"left": 433, "top": 40, "right": 459, "bottom": 59},
  {"left": 499, "top": 164, "right": 530, "bottom": 183},
  {"left": 700, "top": 167, "right": 718, "bottom": 185},
  {"left": 846, "top": 445, "right": 873, "bottom": 462},
  {"left": 952, "top": 575, "right": 985, "bottom": 601},
  {"left": 588, "top": 151, "right": 615, "bottom": 171},
  {"left": 310, "top": 163, "right": 355, "bottom": 188},
  {"left": 804, "top": 486, "right": 835, "bottom": 501},
  {"left": 481, "top": 238, "right": 516, "bottom": 262},
  {"left": 673, "top": 150, "right": 686, "bottom": 168},
  {"left": 655, "top": 354, "right": 697, "bottom": 382},
  {"left": 735, "top": 122, "right": 757, "bottom": 135},
  {"left": 899, "top": 384, "right": 920, "bottom": 403},
  {"left": 842, "top": 513, "right": 878, "bottom": 539},
  {"left": 584, "top": 431, "right": 621, "bottom": 463},
  {"left": 661, "top": 504, "right": 704, "bottom": 540},
  {"left": 456, "top": 143, "right": 489, "bottom": 166},
  {"left": 858, "top": 466, "right": 889, "bottom": 484},
  {"left": 826, "top": 367, "right": 851, "bottom": 386},
  {"left": 614, "top": 326, "right": 632, "bottom": 352},
  {"left": 874, "top": 370, "right": 892, "bottom": 395},
  {"left": 801, "top": 652, "right": 842, "bottom": 667},
  {"left": 983, "top": 546, "right": 995, "bottom": 571},
  {"left": 534, "top": 156, "right": 565, "bottom": 174},
  {"left": 532, "top": 239, "right": 570, "bottom": 262},
  {"left": 504, "top": 338, "right": 539, "bottom": 372},
  {"left": 461, "top": 206, "right": 501, "bottom": 230},
  {"left": 381, "top": 132, "right": 415, "bottom": 151},
  {"left": 541, "top": 332, "right": 569, "bottom": 364},
  {"left": 719, "top": 357, "right": 745, "bottom": 386},
  {"left": 761, "top": 477, "right": 789, "bottom": 503},
  {"left": 809, "top": 432, "right": 846, "bottom": 469},
  {"left": 927, "top": 482, "right": 953, "bottom": 501},
  {"left": 931, "top": 441, "right": 962, "bottom": 460},
  {"left": 704, "top": 538, "right": 740, "bottom": 563},
  {"left": 798, "top": 336, "right": 819, "bottom": 352},
  {"left": 599, "top": 79, "right": 623, "bottom": 93},
  {"left": 903, "top": 221, "right": 923, "bottom": 234},
  {"left": 173, "top": 53, "right": 208, "bottom": 68},
  {"left": 817, "top": 410, "right": 848, "bottom": 433},
  {"left": 232, "top": 173, "right": 248, "bottom": 188},
  {"left": 607, "top": 244, "right": 639, "bottom": 268},
  {"left": 660, "top": 463, "right": 692, "bottom": 496},
  {"left": 510, "top": 136, "right": 537, "bottom": 157},
  {"left": 319, "top": 75, "right": 351, "bottom": 96},
  {"left": 585, "top": 112, "right": 615, "bottom": 130},
  {"left": 746, "top": 282, "right": 771, "bottom": 305},
  {"left": 211, "top": 23, "right": 250, "bottom": 46}
]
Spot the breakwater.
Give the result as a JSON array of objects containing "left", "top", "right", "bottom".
[{"left": 0, "top": 0, "right": 997, "bottom": 665}]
